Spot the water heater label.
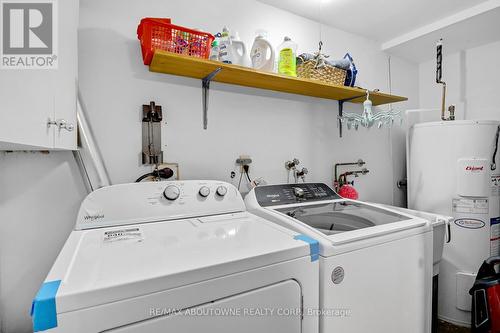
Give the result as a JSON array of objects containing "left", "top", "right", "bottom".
[
  {"left": 452, "top": 198, "right": 489, "bottom": 214},
  {"left": 491, "top": 217, "right": 500, "bottom": 256},
  {"left": 454, "top": 219, "right": 485, "bottom": 229},
  {"left": 491, "top": 175, "right": 500, "bottom": 196}
]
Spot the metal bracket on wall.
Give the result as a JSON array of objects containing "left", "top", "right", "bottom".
[
  {"left": 142, "top": 101, "right": 163, "bottom": 165},
  {"left": 337, "top": 92, "right": 371, "bottom": 138},
  {"left": 202, "top": 67, "right": 222, "bottom": 130}
]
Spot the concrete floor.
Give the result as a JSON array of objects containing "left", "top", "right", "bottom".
[{"left": 438, "top": 320, "right": 470, "bottom": 333}]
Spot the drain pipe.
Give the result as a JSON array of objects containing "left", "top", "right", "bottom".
[{"left": 436, "top": 39, "right": 455, "bottom": 121}]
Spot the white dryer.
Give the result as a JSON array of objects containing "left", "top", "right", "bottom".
[
  {"left": 31, "top": 181, "right": 319, "bottom": 333},
  {"left": 245, "top": 183, "right": 435, "bottom": 333}
]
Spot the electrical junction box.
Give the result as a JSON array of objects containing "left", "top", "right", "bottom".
[
  {"left": 236, "top": 155, "right": 252, "bottom": 166},
  {"left": 236, "top": 155, "right": 252, "bottom": 173}
]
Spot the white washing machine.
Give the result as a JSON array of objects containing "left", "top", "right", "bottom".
[
  {"left": 31, "top": 181, "right": 319, "bottom": 333},
  {"left": 245, "top": 183, "right": 435, "bottom": 333}
]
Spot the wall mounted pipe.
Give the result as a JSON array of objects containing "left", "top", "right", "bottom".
[{"left": 436, "top": 39, "right": 455, "bottom": 121}]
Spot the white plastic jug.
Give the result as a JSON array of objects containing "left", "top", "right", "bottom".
[
  {"left": 250, "top": 30, "right": 275, "bottom": 72},
  {"left": 229, "top": 31, "right": 247, "bottom": 66}
]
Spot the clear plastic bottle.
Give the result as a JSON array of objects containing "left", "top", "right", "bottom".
[
  {"left": 209, "top": 40, "right": 220, "bottom": 61},
  {"left": 277, "top": 37, "right": 297, "bottom": 77}
]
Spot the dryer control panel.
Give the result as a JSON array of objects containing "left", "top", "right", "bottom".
[
  {"left": 75, "top": 181, "right": 245, "bottom": 230},
  {"left": 255, "top": 183, "right": 340, "bottom": 207}
]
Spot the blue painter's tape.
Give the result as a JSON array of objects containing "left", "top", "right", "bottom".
[
  {"left": 294, "top": 234, "right": 319, "bottom": 262},
  {"left": 31, "top": 280, "right": 61, "bottom": 332}
]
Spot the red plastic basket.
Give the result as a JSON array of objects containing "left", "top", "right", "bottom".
[{"left": 137, "top": 18, "right": 215, "bottom": 65}]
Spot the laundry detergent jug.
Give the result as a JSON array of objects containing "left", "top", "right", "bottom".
[
  {"left": 229, "top": 31, "right": 247, "bottom": 66},
  {"left": 469, "top": 256, "right": 500, "bottom": 333},
  {"left": 250, "top": 30, "right": 275, "bottom": 72}
]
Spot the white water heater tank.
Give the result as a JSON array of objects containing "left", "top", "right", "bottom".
[{"left": 408, "top": 120, "right": 500, "bottom": 327}]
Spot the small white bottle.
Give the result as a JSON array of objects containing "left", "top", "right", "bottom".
[{"left": 250, "top": 30, "right": 275, "bottom": 72}]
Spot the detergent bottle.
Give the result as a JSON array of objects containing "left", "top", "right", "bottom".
[
  {"left": 250, "top": 30, "right": 275, "bottom": 72},
  {"left": 277, "top": 36, "right": 297, "bottom": 76},
  {"left": 229, "top": 31, "right": 247, "bottom": 66},
  {"left": 218, "top": 26, "right": 232, "bottom": 64}
]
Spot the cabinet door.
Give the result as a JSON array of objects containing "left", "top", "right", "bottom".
[
  {"left": 0, "top": 70, "right": 55, "bottom": 150},
  {"left": 0, "top": 0, "right": 78, "bottom": 150}
]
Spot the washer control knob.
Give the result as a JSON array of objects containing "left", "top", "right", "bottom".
[
  {"left": 216, "top": 185, "right": 227, "bottom": 197},
  {"left": 163, "top": 185, "right": 180, "bottom": 201},
  {"left": 293, "top": 187, "right": 305, "bottom": 198},
  {"left": 199, "top": 186, "right": 211, "bottom": 197}
]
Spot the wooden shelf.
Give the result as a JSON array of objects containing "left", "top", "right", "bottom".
[{"left": 149, "top": 51, "right": 407, "bottom": 106}]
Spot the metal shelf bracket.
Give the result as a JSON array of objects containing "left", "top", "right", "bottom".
[
  {"left": 337, "top": 93, "right": 371, "bottom": 138},
  {"left": 338, "top": 100, "right": 345, "bottom": 138},
  {"left": 202, "top": 67, "right": 222, "bottom": 130}
]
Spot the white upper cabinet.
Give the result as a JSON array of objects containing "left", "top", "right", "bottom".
[{"left": 0, "top": 0, "right": 78, "bottom": 150}]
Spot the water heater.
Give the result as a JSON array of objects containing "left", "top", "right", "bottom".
[{"left": 408, "top": 120, "right": 500, "bottom": 327}]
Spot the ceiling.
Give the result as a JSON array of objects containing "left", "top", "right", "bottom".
[
  {"left": 382, "top": 5, "right": 500, "bottom": 63},
  {"left": 257, "top": 0, "right": 491, "bottom": 42}
]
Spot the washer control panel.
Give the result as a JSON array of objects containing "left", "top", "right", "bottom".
[
  {"left": 254, "top": 183, "right": 340, "bottom": 207},
  {"left": 76, "top": 181, "right": 243, "bottom": 230}
]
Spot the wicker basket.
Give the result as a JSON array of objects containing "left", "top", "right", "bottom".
[{"left": 297, "top": 59, "right": 347, "bottom": 86}]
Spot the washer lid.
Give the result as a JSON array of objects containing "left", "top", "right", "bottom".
[
  {"left": 275, "top": 201, "right": 407, "bottom": 235},
  {"left": 372, "top": 203, "right": 452, "bottom": 228},
  {"left": 264, "top": 199, "right": 429, "bottom": 255},
  {"left": 43, "top": 212, "right": 311, "bottom": 313}
]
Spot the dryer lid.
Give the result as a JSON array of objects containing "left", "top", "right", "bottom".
[{"left": 42, "top": 212, "right": 311, "bottom": 314}]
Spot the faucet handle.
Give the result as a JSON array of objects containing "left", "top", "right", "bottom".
[{"left": 285, "top": 158, "right": 300, "bottom": 170}]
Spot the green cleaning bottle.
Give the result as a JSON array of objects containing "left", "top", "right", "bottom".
[{"left": 277, "top": 37, "right": 298, "bottom": 76}]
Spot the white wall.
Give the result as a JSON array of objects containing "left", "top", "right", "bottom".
[
  {"left": 0, "top": 152, "right": 87, "bottom": 333},
  {"left": 419, "top": 39, "right": 500, "bottom": 121},
  {"left": 0, "top": 0, "right": 419, "bottom": 331},
  {"left": 79, "top": 0, "right": 418, "bottom": 201}
]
